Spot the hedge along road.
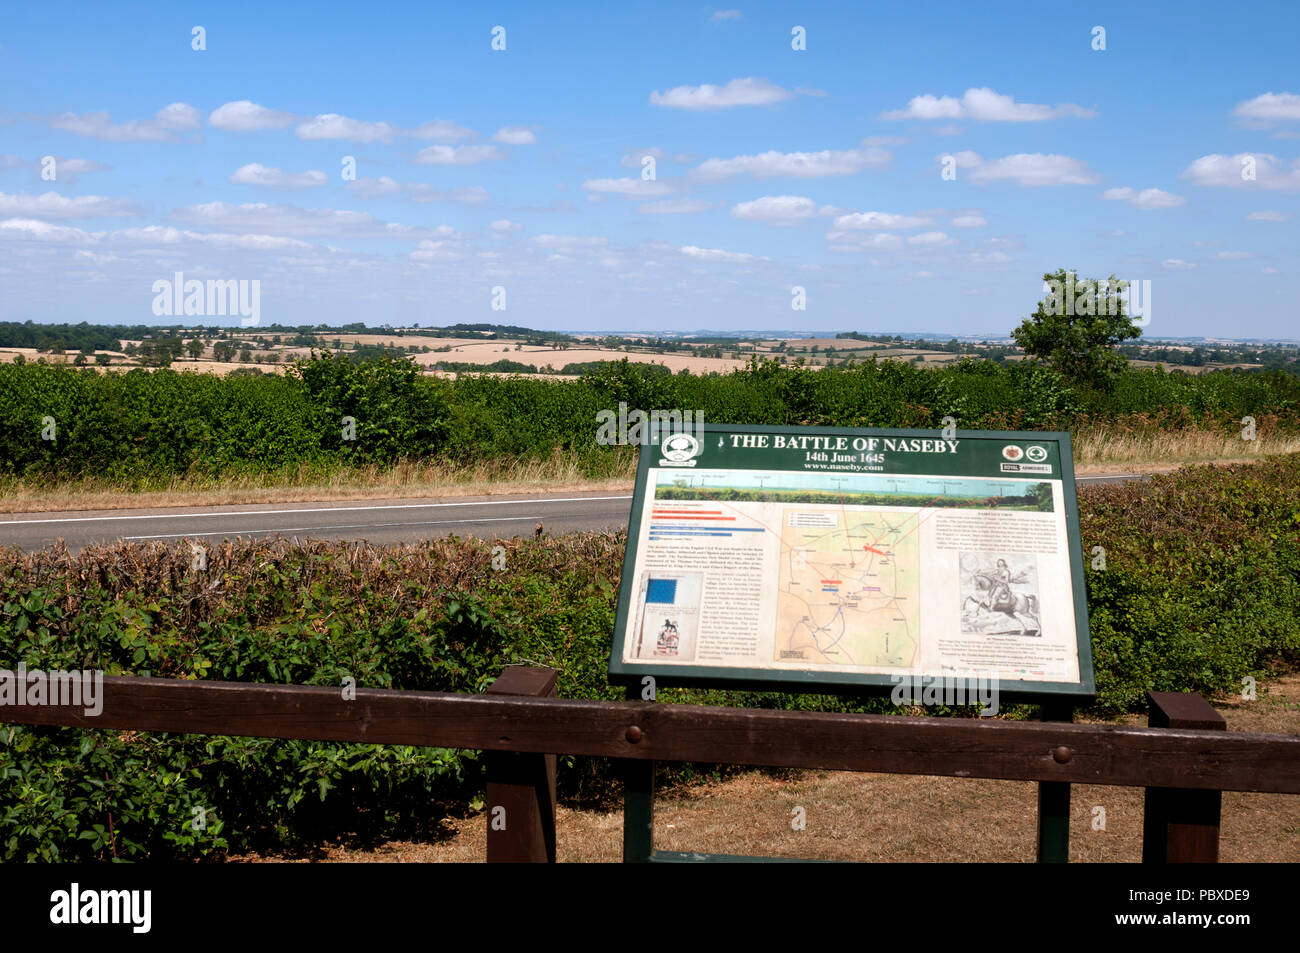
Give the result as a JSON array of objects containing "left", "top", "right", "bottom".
[{"left": 0, "top": 474, "right": 1144, "bottom": 554}]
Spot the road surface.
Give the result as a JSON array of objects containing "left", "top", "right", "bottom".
[{"left": 0, "top": 474, "right": 1146, "bottom": 553}]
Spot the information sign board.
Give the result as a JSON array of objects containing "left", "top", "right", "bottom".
[{"left": 609, "top": 425, "right": 1095, "bottom": 701}]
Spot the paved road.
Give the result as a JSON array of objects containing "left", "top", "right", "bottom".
[{"left": 0, "top": 473, "right": 1146, "bottom": 553}]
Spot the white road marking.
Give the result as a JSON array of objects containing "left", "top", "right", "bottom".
[
  {"left": 122, "top": 515, "right": 546, "bottom": 540},
  {"left": 0, "top": 495, "right": 634, "bottom": 526}
]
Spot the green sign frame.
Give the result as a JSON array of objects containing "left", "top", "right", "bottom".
[{"left": 608, "top": 424, "right": 1096, "bottom": 703}]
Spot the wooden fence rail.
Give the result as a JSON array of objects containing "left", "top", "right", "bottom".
[{"left": 4, "top": 670, "right": 1298, "bottom": 861}]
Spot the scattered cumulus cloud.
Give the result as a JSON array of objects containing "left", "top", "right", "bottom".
[
  {"left": 581, "top": 177, "right": 672, "bottom": 197},
  {"left": 1247, "top": 210, "right": 1287, "bottom": 221},
  {"left": 1181, "top": 153, "right": 1300, "bottom": 192},
  {"left": 650, "top": 77, "right": 817, "bottom": 110},
  {"left": 413, "top": 144, "right": 504, "bottom": 166},
  {"left": 170, "top": 201, "right": 451, "bottom": 239},
  {"left": 409, "top": 119, "right": 474, "bottom": 142},
  {"left": 0, "top": 191, "right": 141, "bottom": 219},
  {"left": 208, "top": 101, "right": 296, "bottom": 132},
  {"left": 694, "top": 145, "right": 891, "bottom": 181},
  {"left": 491, "top": 126, "right": 536, "bottom": 145},
  {"left": 883, "top": 87, "right": 1094, "bottom": 122},
  {"left": 680, "top": 244, "right": 763, "bottom": 263},
  {"left": 229, "top": 163, "right": 327, "bottom": 190},
  {"left": 637, "top": 198, "right": 713, "bottom": 214},
  {"left": 1101, "top": 187, "right": 1186, "bottom": 209},
  {"left": 49, "top": 103, "right": 200, "bottom": 141},
  {"left": 949, "top": 152, "right": 1100, "bottom": 186},
  {"left": 730, "top": 195, "right": 816, "bottom": 224},
  {"left": 832, "top": 211, "right": 930, "bottom": 230},
  {"left": 1233, "top": 92, "right": 1300, "bottom": 125}
]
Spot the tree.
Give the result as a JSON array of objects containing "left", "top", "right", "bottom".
[
  {"left": 187, "top": 339, "right": 205, "bottom": 360},
  {"left": 1011, "top": 268, "right": 1142, "bottom": 389},
  {"left": 95, "top": 353, "right": 111, "bottom": 366},
  {"left": 240, "top": 348, "right": 252, "bottom": 363}
]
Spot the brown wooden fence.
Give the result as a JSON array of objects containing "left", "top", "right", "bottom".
[{"left": 5, "top": 666, "right": 1298, "bottom": 862}]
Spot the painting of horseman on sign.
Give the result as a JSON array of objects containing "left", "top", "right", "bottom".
[{"left": 959, "top": 553, "right": 1041, "bottom": 636}]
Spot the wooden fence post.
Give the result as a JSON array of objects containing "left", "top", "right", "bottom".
[
  {"left": 1142, "top": 691, "right": 1226, "bottom": 863},
  {"left": 1036, "top": 700, "right": 1075, "bottom": 863},
  {"left": 485, "top": 666, "right": 558, "bottom": 863}
]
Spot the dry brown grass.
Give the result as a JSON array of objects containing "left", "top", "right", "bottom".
[
  {"left": 2, "top": 429, "right": 1290, "bottom": 514},
  {"left": 0, "top": 451, "right": 638, "bottom": 513},
  {"left": 1073, "top": 427, "right": 1300, "bottom": 467},
  {"left": 235, "top": 676, "right": 1300, "bottom": 864}
]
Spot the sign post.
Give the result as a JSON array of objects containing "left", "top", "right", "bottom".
[{"left": 609, "top": 424, "right": 1096, "bottom": 861}]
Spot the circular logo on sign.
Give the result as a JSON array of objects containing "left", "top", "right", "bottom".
[
  {"left": 1002, "top": 445, "right": 1024, "bottom": 461},
  {"left": 661, "top": 433, "right": 700, "bottom": 463},
  {"left": 1026, "top": 445, "right": 1048, "bottom": 463}
]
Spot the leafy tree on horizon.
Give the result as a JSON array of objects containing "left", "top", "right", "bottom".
[{"left": 1012, "top": 268, "right": 1143, "bottom": 390}]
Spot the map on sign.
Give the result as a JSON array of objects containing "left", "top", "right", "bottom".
[
  {"left": 776, "top": 512, "right": 919, "bottom": 668},
  {"left": 609, "top": 424, "right": 1095, "bottom": 699}
]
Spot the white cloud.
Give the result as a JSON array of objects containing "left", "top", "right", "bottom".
[
  {"left": 413, "top": 144, "right": 504, "bottom": 166},
  {"left": 1181, "top": 153, "right": 1300, "bottom": 192},
  {"left": 489, "top": 219, "right": 523, "bottom": 231},
  {"left": 694, "top": 146, "right": 891, "bottom": 181},
  {"left": 296, "top": 113, "right": 397, "bottom": 144},
  {"left": 347, "top": 176, "right": 493, "bottom": 205},
  {"left": 883, "top": 87, "right": 1094, "bottom": 122},
  {"left": 0, "top": 218, "right": 316, "bottom": 252},
  {"left": 730, "top": 195, "right": 816, "bottom": 224},
  {"left": 1233, "top": 92, "right": 1300, "bottom": 124},
  {"left": 582, "top": 177, "right": 672, "bottom": 197},
  {"left": 50, "top": 103, "right": 200, "bottom": 141},
  {"left": 171, "top": 201, "right": 448, "bottom": 239},
  {"left": 1100, "top": 187, "right": 1186, "bottom": 209},
  {"left": 208, "top": 101, "right": 296, "bottom": 132},
  {"left": 1, "top": 155, "right": 24, "bottom": 169},
  {"left": 1162, "top": 259, "right": 1197, "bottom": 270},
  {"left": 968, "top": 251, "right": 1012, "bottom": 265},
  {"left": 825, "top": 231, "right": 903, "bottom": 252},
  {"left": 680, "top": 244, "right": 762, "bottom": 262},
  {"left": 1215, "top": 250, "right": 1253, "bottom": 260},
  {"left": 709, "top": 9, "right": 742, "bottom": 22},
  {"left": 951, "top": 215, "right": 986, "bottom": 227},
  {"left": 1247, "top": 210, "right": 1287, "bottom": 221},
  {"left": 409, "top": 119, "right": 474, "bottom": 141},
  {"left": 408, "top": 184, "right": 491, "bottom": 205},
  {"left": 111, "top": 225, "right": 311, "bottom": 251},
  {"left": 346, "top": 176, "right": 405, "bottom": 199},
  {"left": 637, "top": 198, "right": 712, "bottom": 214},
  {"left": 957, "top": 152, "right": 1100, "bottom": 186},
  {"left": 491, "top": 126, "right": 536, "bottom": 145},
  {"left": 650, "top": 77, "right": 812, "bottom": 110},
  {"left": 907, "top": 231, "right": 951, "bottom": 245},
  {"left": 410, "top": 238, "right": 465, "bottom": 262},
  {"left": 230, "top": 163, "right": 327, "bottom": 190},
  {"left": 532, "top": 234, "right": 607, "bottom": 251},
  {"left": 0, "top": 218, "right": 102, "bottom": 243},
  {"left": 832, "top": 211, "right": 930, "bottom": 230},
  {"left": 0, "top": 191, "right": 140, "bottom": 219}
]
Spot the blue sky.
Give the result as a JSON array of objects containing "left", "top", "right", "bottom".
[{"left": 1, "top": 1, "right": 1297, "bottom": 337}]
